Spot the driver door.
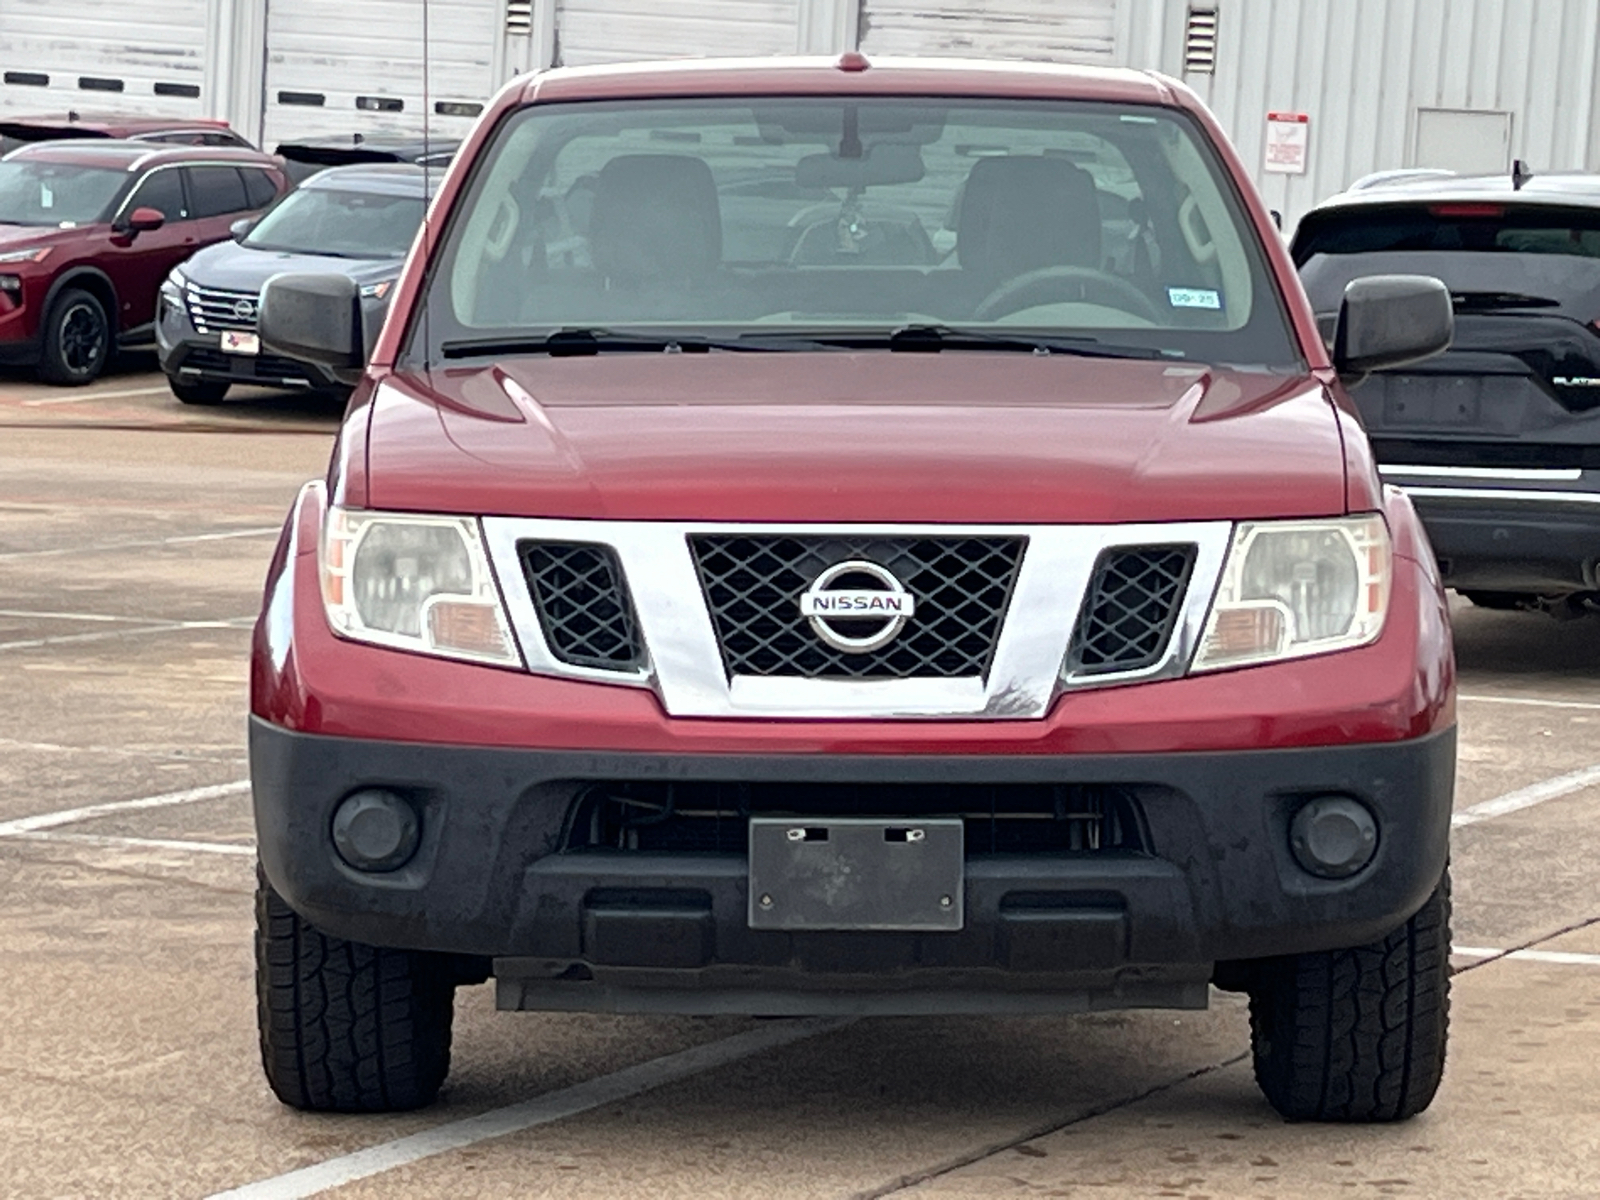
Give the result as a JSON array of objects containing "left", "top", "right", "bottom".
[{"left": 103, "top": 167, "right": 197, "bottom": 337}]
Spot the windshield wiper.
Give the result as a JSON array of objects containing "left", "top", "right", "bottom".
[
  {"left": 774, "top": 324, "right": 1180, "bottom": 359},
  {"left": 440, "top": 328, "right": 829, "bottom": 359}
]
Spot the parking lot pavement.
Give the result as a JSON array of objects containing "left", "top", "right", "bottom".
[{"left": 2, "top": 375, "right": 1598, "bottom": 1198}]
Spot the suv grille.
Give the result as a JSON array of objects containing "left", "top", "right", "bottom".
[
  {"left": 520, "top": 541, "right": 643, "bottom": 670},
  {"left": 562, "top": 781, "right": 1151, "bottom": 856},
  {"left": 1066, "top": 545, "right": 1196, "bottom": 676},
  {"left": 183, "top": 283, "right": 259, "bottom": 334},
  {"left": 689, "top": 535, "right": 1025, "bottom": 679}
]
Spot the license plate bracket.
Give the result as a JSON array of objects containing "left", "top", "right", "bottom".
[
  {"left": 221, "top": 330, "right": 260, "bottom": 356},
  {"left": 748, "top": 817, "right": 964, "bottom": 932}
]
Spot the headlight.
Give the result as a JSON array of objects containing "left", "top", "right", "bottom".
[
  {"left": 320, "top": 506, "right": 522, "bottom": 668},
  {"left": 0, "top": 246, "right": 50, "bottom": 265},
  {"left": 1191, "top": 514, "right": 1390, "bottom": 672}
]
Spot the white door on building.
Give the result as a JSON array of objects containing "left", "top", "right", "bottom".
[
  {"left": 1413, "top": 108, "right": 1513, "bottom": 177},
  {"left": 857, "top": 0, "right": 1118, "bottom": 62},
  {"left": 261, "top": 0, "right": 502, "bottom": 148},
  {"left": 0, "top": 0, "right": 209, "bottom": 119},
  {"left": 553, "top": 0, "right": 802, "bottom": 66}
]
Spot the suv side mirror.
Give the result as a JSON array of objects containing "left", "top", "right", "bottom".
[
  {"left": 1333, "top": 275, "right": 1453, "bottom": 376},
  {"left": 259, "top": 273, "right": 364, "bottom": 371},
  {"left": 117, "top": 206, "right": 166, "bottom": 236},
  {"left": 230, "top": 216, "right": 256, "bottom": 241}
]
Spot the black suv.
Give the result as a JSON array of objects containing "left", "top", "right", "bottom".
[{"left": 1294, "top": 170, "right": 1600, "bottom": 614}]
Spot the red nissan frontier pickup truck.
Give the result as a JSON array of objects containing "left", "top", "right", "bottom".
[{"left": 249, "top": 56, "right": 1457, "bottom": 1122}]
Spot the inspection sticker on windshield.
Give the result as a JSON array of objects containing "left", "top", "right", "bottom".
[{"left": 1168, "top": 287, "right": 1222, "bottom": 310}]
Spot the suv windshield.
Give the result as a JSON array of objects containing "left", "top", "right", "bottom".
[
  {"left": 416, "top": 97, "right": 1298, "bottom": 366},
  {"left": 0, "top": 160, "right": 126, "bottom": 227},
  {"left": 245, "top": 187, "right": 425, "bottom": 258}
]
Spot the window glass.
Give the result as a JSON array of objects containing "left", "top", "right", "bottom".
[
  {"left": 421, "top": 98, "right": 1297, "bottom": 367},
  {"left": 242, "top": 168, "right": 278, "bottom": 209},
  {"left": 126, "top": 168, "right": 187, "bottom": 220},
  {"left": 1294, "top": 204, "right": 1600, "bottom": 261},
  {"left": 0, "top": 160, "right": 126, "bottom": 226},
  {"left": 243, "top": 187, "right": 425, "bottom": 257},
  {"left": 185, "top": 165, "right": 249, "bottom": 218}
]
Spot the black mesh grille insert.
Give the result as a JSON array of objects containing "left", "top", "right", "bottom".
[
  {"left": 520, "top": 541, "right": 642, "bottom": 670},
  {"left": 1067, "top": 545, "right": 1196, "bottom": 676},
  {"left": 690, "top": 535, "right": 1025, "bottom": 679},
  {"left": 562, "top": 781, "right": 1151, "bottom": 857}
]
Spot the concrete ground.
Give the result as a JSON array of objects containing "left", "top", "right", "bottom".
[{"left": 2, "top": 363, "right": 1597, "bottom": 1199}]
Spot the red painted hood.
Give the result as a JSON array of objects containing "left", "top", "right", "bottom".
[{"left": 363, "top": 354, "right": 1349, "bottom": 523}]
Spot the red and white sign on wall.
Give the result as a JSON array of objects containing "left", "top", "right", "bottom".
[{"left": 1264, "top": 111, "right": 1309, "bottom": 174}]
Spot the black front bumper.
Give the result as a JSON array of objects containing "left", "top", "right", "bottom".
[
  {"left": 159, "top": 336, "right": 334, "bottom": 391},
  {"left": 251, "top": 718, "right": 1454, "bottom": 1015}
]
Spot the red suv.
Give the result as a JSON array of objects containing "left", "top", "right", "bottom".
[
  {"left": 0, "top": 140, "right": 288, "bottom": 384},
  {"left": 250, "top": 58, "right": 1459, "bottom": 1123}
]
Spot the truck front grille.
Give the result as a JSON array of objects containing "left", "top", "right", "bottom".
[
  {"left": 183, "top": 282, "right": 259, "bottom": 333},
  {"left": 520, "top": 541, "right": 643, "bottom": 670},
  {"left": 1066, "top": 545, "right": 1196, "bottom": 677},
  {"left": 561, "top": 781, "right": 1152, "bottom": 857},
  {"left": 689, "top": 534, "right": 1025, "bottom": 679}
]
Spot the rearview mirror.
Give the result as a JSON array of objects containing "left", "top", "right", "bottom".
[
  {"left": 258, "top": 273, "right": 364, "bottom": 371},
  {"left": 795, "top": 143, "right": 926, "bottom": 190},
  {"left": 1333, "top": 275, "right": 1453, "bottom": 376}
]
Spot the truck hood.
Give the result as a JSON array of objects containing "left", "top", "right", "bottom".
[{"left": 364, "top": 354, "right": 1348, "bottom": 523}]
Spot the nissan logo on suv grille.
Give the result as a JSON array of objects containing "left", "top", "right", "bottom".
[{"left": 798, "top": 560, "right": 916, "bottom": 653}]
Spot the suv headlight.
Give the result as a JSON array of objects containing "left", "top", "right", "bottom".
[
  {"left": 320, "top": 506, "right": 522, "bottom": 668},
  {"left": 1191, "top": 514, "right": 1390, "bottom": 672}
]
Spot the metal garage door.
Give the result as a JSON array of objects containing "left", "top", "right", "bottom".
[
  {"left": 0, "top": 0, "right": 209, "bottom": 119},
  {"left": 858, "top": 0, "right": 1118, "bottom": 63},
  {"left": 554, "top": 0, "right": 801, "bottom": 67},
  {"left": 262, "top": 0, "right": 501, "bottom": 147}
]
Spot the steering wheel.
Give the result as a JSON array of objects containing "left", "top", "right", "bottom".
[{"left": 974, "top": 265, "right": 1165, "bottom": 323}]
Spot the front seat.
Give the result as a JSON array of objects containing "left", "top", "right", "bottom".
[
  {"left": 588, "top": 154, "right": 723, "bottom": 288},
  {"left": 956, "top": 156, "right": 1103, "bottom": 289}
]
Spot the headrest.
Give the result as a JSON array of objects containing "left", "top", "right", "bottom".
[
  {"left": 957, "top": 156, "right": 1103, "bottom": 281},
  {"left": 588, "top": 155, "right": 722, "bottom": 284}
]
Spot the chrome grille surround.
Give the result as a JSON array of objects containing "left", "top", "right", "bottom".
[
  {"left": 481, "top": 518, "right": 1232, "bottom": 720},
  {"left": 183, "top": 282, "right": 260, "bottom": 334}
]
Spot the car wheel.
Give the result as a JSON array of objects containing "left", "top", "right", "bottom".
[
  {"left": 256, "top": 869, "right": 455, "bottom": 1112},
  {"left": 167, "top": 375, "right": 231, "bottom": 406},
  {"left": 39, "top": 288, "right": 111, "bottom": 386},
  {"left": 1247, "top": 871, "right": 1450, "bottom": 1122}
]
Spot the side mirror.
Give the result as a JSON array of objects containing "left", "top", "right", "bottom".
[
  {"left": 118, "top": 206, "right": 166, "bottom": 236},
  {"left": 1333, "top": 275, "right": 1453, "bottom": 376},
  {"left": 259, "top": 273, "right": 364, "bottom": 371},
  {"left": 230, "top": 216, "right": 256, "bottom": 241}
]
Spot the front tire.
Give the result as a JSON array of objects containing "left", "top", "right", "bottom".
[
  {"left": 167, "top": 375, "right": 230, "bottom": 405},
  {"left": 1247, "top": 872, "right": 1450, "bottom": 1122},
  {"left": 38, "top": 287, "right": 110, "bottom": 385},
  {"left": 255, "top": 871, "right": 455, "bottom": 1112}
]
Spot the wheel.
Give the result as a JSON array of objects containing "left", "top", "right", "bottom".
[
  {"left": 974, "top": 265, "right": 1166, "bottom": 323},
  {"left": 1461, "top": 590, "right": 1531, "bottom": 612},
  {"left": 1247, "top": 871, "right": 1450, "bottom": 1122},
  {"left": 38, "top": 287, "right": 111, "bottom": 385},
  {"left": 255, "top": 870, "right": 455, "bottom": 1112},
  {"left": 167, "top": 375, "right": 230, "bottom": 405}
]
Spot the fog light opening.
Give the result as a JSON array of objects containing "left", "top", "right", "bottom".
[
  {"left": 331, "top": 789, "right": 420, "bottom": 872},
  {"left": 1289, "top": 795, "right": 1378, "bottom": 879}
]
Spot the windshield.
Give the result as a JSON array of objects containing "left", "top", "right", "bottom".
[
  {"left": 244, "top": 187, "right": 425, "bottom": 257},
  {"left": 0, "top": 161, "right": 126, "bottom": 227},
  {"left": 413, "top": 97, "right": 1299, "bottom": 366}
]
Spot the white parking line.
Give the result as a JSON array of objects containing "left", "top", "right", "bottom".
[
  {"left": 19, "top": 384, "right": 174, "bottom": 406},
  {"left": 1452, "top": 762, "right": 1600, "bottom": 827},
  {"left": 0, "top": 526, "right": 281, "bottom": 562},
  {"left": 1458, "top": 693, "right": 1600, "bottom": 713},
  {"left": 1453, "top": 945, "right": 1600, "bottom": 967},
  {"left": 0, "top": 779, "right": 250, "bottom": 839},
  {"left": 0, "top": 617, "right": 253, "bottom": 652},
  {"left": 206, "top": 1018, "right": 853, "bottom": 1200},
  {"left": 12, "top": 831, "right": 255, "bottom": 856}
]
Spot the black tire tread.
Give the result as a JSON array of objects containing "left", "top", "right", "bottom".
[
  {"left": 168, "top": 375, "right": 230, "bottom": 405},
  {"left": 255, "top": 871, "right": 454, "bottom": 1112},
  {"left": 38, "top": 287, "right": 109, "bottom": 386},
  {"left": 1249, "top": 872, "right": 1450, "bottom": 1122}
]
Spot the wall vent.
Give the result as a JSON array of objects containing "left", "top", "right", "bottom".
[
  {"left": 1184, "top": 6, "right": 1219, "bottom": 74},
  {"left": 506, "top": 0, "right": 533, "bottom": 33}
]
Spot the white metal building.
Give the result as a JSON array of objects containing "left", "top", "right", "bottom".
[{"left": 4, "top": 0, "right": 1600, "bottom": 228}]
